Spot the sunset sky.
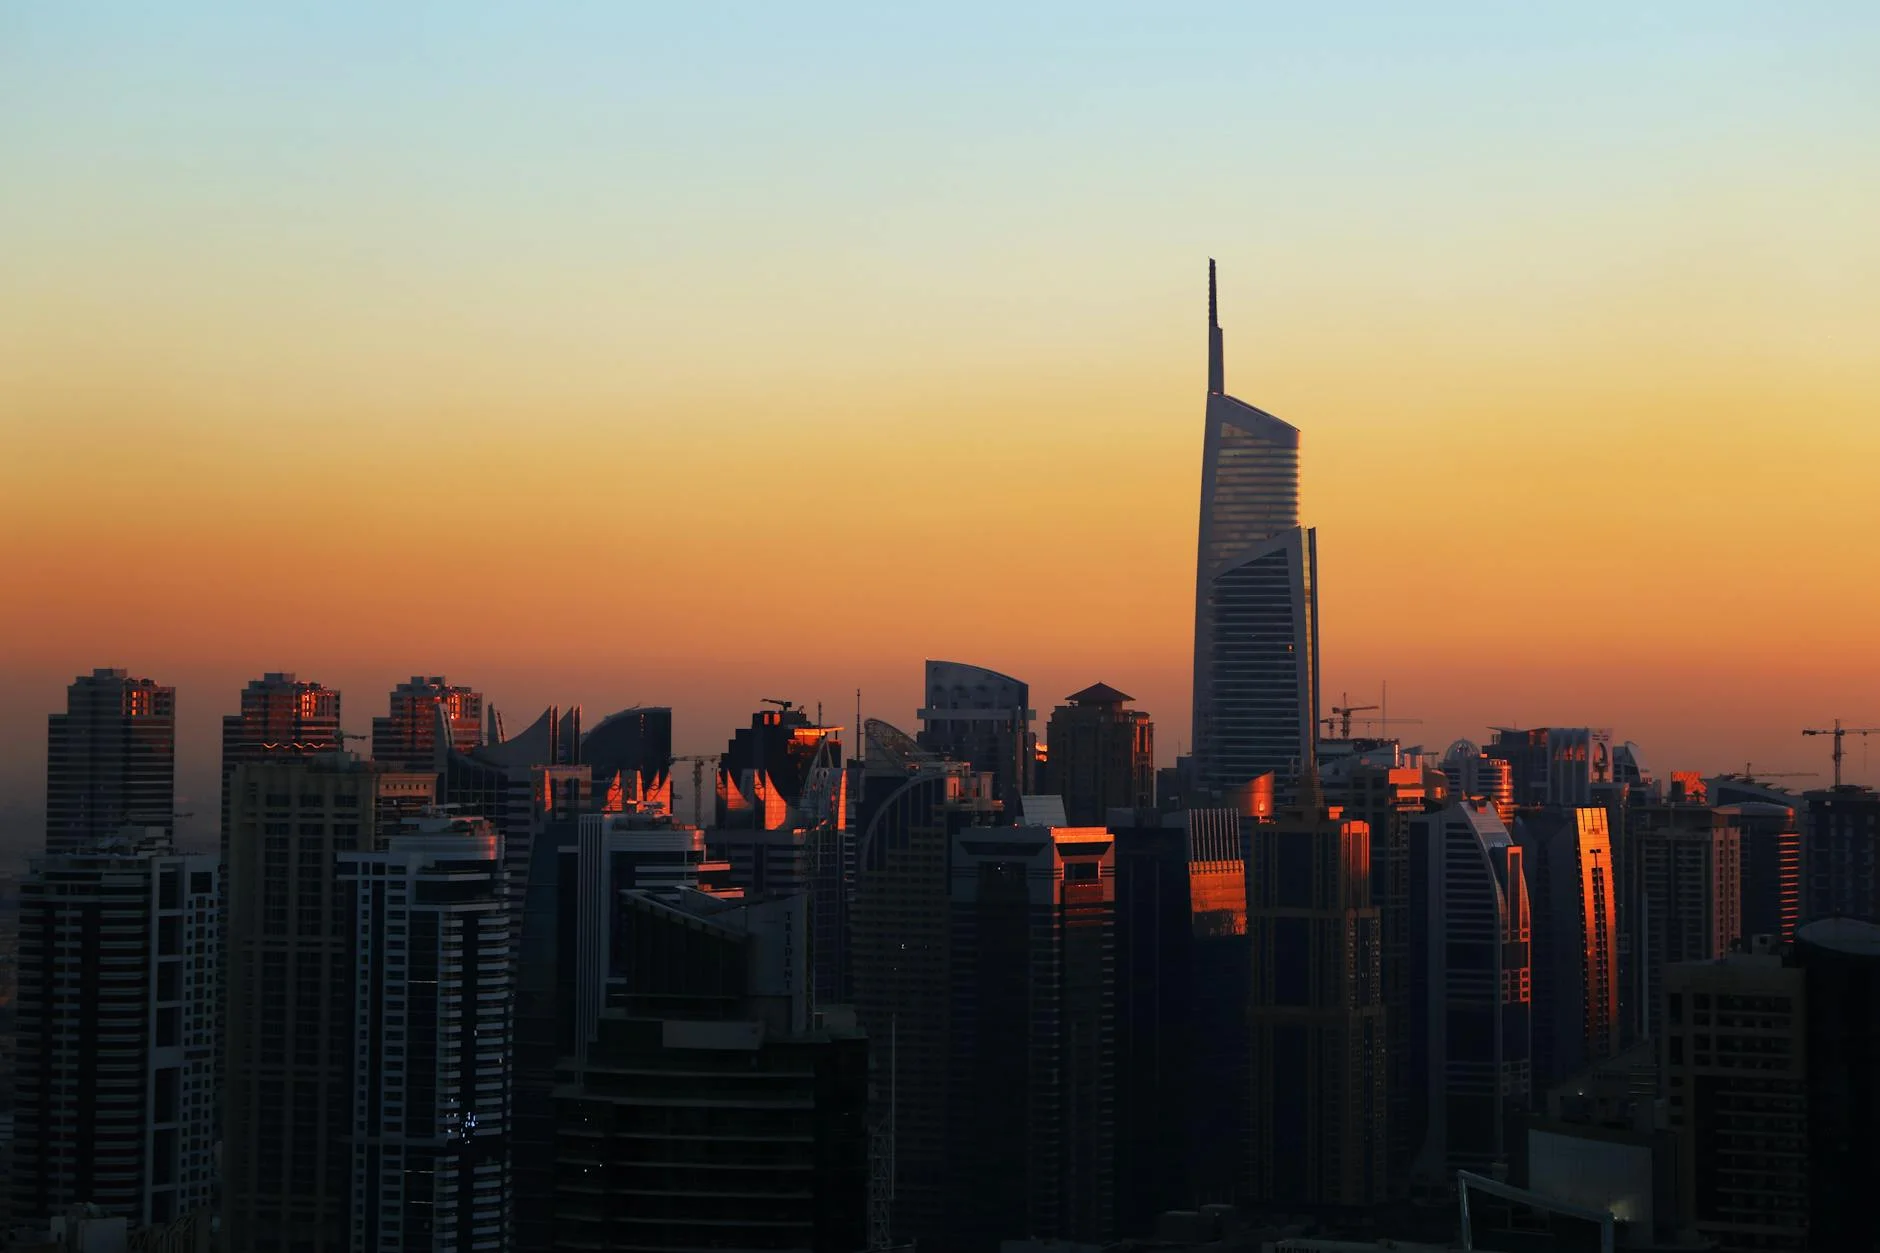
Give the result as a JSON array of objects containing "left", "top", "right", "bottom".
[{"left": 5, "top": 3, "right": 1880, "bottom": 846}]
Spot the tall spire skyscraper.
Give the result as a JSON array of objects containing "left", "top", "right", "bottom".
[{"left": 1191, "top": 262, "right": 1320, "bottom": 803}]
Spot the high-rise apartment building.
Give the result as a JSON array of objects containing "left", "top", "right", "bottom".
[
  {"left": 219, "top": 673, "right": 342, "bottom": 858},
  {"left": 1191, "top": 264, "right": 1318, "bottom": 805},
  {"left": 916, "top": 660, "right": 1035, "bottom": 803},
  {"left": 1722, "top": 801, "right": 1801, "bottom": 943},
  {"left": 1339, "top": 761, "right": 1447, "bottom": 1191},
  {"left": 1513, "top": 807, "right": 1619, "bottom": 1089},
  {"left": 1485, "top": 727, "right": 1616, "bottom": 808},
  {"left": 371, "top": 676, "right": 483, "bottom": 771},
  {"left": 222, "top": 755, "right": 435, "bottom": 1253},
  {"left": 947, "top": 824, "right": 1115, "bottom": 1251},
  {"left": 1110, "top": 807, "right": 1249, "bottom": 1227},
  {"left": 12, "top": 832, "right": 218, "bottom": 1227},
  {"left": 850, "top": 722, "right": 1001, "bottom": 1245},
  {"left": 1246, "top": 799, "right": 1385, "bottom": 1208},
  {"left": 45, "top": 669, "right": 176, "bottom": 852},
  {"left": 1801, "top": 785, "right": 1880, "bottom": 924},
  {"left": 1661, "top": 939, "right": 1808, "bottom": 1252},
  {"left": 1631, "top": 804, "right": 1742, "bottom": 1041},
  {"left": 1440, "top": 740, "right": 1514, "bottom": 827},
  {"left": 1408, "top": 800, "right": 1531, "bottom": 1186},
  {"left": 1047, "top": 683, "right": 1154, "bottom": 825},
  {"left": 338, "top": 817, "right": 511, "bottom": 1252}
]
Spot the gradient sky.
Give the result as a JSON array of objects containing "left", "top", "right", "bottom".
[{"left": 5, "top": 3, "right": 1880, "bottom": 848}]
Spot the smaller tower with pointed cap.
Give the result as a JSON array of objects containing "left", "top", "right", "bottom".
[{"left": 1047, "top": 683, "right": 1155, "bottom": 824}]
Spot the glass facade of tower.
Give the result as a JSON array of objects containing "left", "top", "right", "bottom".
[
  {"left": 1197, "top": 527, "right": 1319, "bottom": 801},
  {"left": 1191, "top": 267, "right": 1318, "bottom": 804}
]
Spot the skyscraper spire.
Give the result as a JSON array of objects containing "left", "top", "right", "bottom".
[{"left": 1208, "top": 258, "right": 1224, "bottom": 395}]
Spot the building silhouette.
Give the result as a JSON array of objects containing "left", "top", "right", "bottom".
[
  {"left": 553, "top": 890, "right": 867, "bottom": 1252},
  {"left": 582, "top": 704, "right": 674, "bottom": 809},
  {"left": 946, "top": 824, "right": 1115, "bottom": 1250},
  {"left": 1337, "top": 760, "right": 1447, "bottom": 1191},
  {"left": 1513, "top": 807, "right": 1620, "bottom": 1090},
  {"left": 1440, "top": 740, "right": 1514, "bottom": 828},
  {"left": 916, "top": 660, "right": 1036, "bottom": 804},
  {"left": 1110, "top": 807, "right": 1250, "bottom": 1227},
  {"left": 337, "top": 816, "right": 511, "bottom": 1250},
  {"left": 1630, "top": 801, "right": 1742, "bottom": 1041},
  {"left": 1246, "top": 796, "right": 1385, "bottom": 1209},
  {"left": 849, "top": 721, "right": 1001, "bottom": 1245},
  {"left": 1485, "top": 727, "right": 1615, "bottom": 808},
  {"left": 370, "top": 675, "right": 483, "bottom": 771},
  {"left": 1408, "top": 799, "right": 1531, "bottom": 1186},
  {"left": 717, "top": 705, "right": 842, "bottom": 828},
  {"left": 1190, "top": 266, "right": 1318, "bottom": 805},
  {"left": 1801, "top": 785, "right": 1880, "bottom": 924},
  {"left": 219, "top": 673, "right": 342, "bottom": 860},
  {"left": 1722, "top": 801, "right": 1801, "bottom": 943},
  {"left": 1795, "top": 917, "right": 1880, "bottom": 1251},
  {"left": 1047, "top": 683, "right": 1154, "bottom": 825},
  {"left": 45, "top": 669, "right": 175, "bottom": 853},
  {"left": 221, "top": 755, "right": 435, "bottom": 1253},
  {"left": 1661, "top": 938, "right": 1808, "bottom": 1252},
  {"left": 11, "top": 831, "right": 218, "bottom": 1228}
]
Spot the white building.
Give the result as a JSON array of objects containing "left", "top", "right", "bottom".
[{"left": 338, "top": 817, "right": 510, "bottom": 1252}]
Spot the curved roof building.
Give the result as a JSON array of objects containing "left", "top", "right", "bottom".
[
  {"left": 1191, "top": 263, "right": 1319, "bottom": 801},
  {"left": 916, "top": 659, "right": 1035, "bottom": 802}
]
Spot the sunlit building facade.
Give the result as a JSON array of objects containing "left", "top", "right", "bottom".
[
  {"left": 219, "top": 673, "right": 343, "bottom": 860},
  {"left": 46, "top": 669, "right": 176, "bottom": 853},
  {"left": 1513, "top": 807, "right": 1619, "bottom": 1089},
  {"left": 1485, "top": 727, "right": 1615, "bottom": 808},
  {"left": 371, "top": 675, "right": 484, "bottom": 771},
  {"left": 582, "top": 705, "right": 673, "bottom": 810},
  {"left": 1190, "top": 263, "right": 1318, "bottom": 805}
]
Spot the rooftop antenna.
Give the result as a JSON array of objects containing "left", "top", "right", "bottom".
[{"left": 1207, "top": 259, "right": 1224, "bottom": 395}]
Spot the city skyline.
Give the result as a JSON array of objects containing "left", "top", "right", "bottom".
[{"left": 6, "top": 3, "right": 1880, "bottom": 843}]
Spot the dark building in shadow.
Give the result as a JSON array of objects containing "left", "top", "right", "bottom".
[
  {"left": 552, "top": 890, "right": 867, "bottom": 1252},
  {"left": 1048, "top": 683, "right": 1155, "bottom": 825},
  {"left": 947, "top": 823, "right": 1115, "bottom": 1251}
]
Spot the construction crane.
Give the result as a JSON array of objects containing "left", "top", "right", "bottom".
[
  {"left": 761, "top": 698, "right": 798, "bottom": 715},
  {"left": 1730, "top": 764, "right": 1818, "bottom": 782},
  {"left": 1802, "top": 719, "right": 1880, "bottom": 788},
  {"left": 669, "top": 754, "right": 718, "bottom": 828},
  {"left": 1323, "top": 696, "right": 1380, "bottom": 739}
]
